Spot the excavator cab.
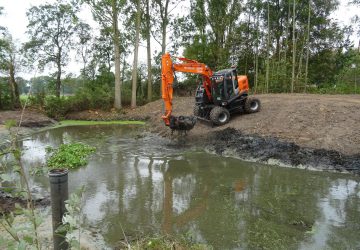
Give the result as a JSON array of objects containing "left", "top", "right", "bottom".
[
  {"left": 194, "top": 67, "right": 258, "bottom": 126},
  {"left": 211, "top": 68, "right": 240, "bottom": 105}
]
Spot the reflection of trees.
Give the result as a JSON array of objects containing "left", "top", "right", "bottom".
[
  {"left": 326, "top": 180, "right": 360, "bottom": 249},
  {"left": 22, "top": 127, "right": 360, "bottom": 249},
  {"left": 77, "top": 150, "right": 342, "bottom": 250},
  {"left": 162, "top": 159, "right": 209, "bottom": 235},
  {"left": 242, "top": 168, "right": 330, "bottom": 250}
]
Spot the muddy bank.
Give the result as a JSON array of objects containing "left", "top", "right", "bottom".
[
  {"left": 120, "top": 94, "right": 360, "bottom": 174},
  {"left": 0, "top": 191, "right": 50, "bottom": 215},
  {"left": 0, "top": 110, "right": 56, "bottom": 152},
  {"left": 204, "top": 128, "right": 360, "bottom": 175},
  {"left": 0, "top": 110, "right": 56, "bottom": 127},
  {"left": 126, "top": 94, "right": 360, "bottom": 155}
]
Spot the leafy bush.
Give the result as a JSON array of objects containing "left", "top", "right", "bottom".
[
  {"left": 22, "top": 93, "right": 47, "bottom": 108},
  {"left": 47, "top": 143, "right": 96, "bottom": 169},
  {"left": 73, "top": 85, "right": 114, "bottom": 111},
  {"left": 0, "top": 80, "right": 12, "bottom": 110},
  {"left": 44, "top": 96, "right": 71, "bottom": 119}
]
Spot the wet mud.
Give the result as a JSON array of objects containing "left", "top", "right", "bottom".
[
  {"left": 207, "top": 128, "right": 360, "bottom": 175},
  {"left": 0, "top": 191, "right": 50, "bottom": 215}
]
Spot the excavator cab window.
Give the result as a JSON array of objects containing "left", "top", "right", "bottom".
[
  {"left": 224, "top": 72, "right": 235, "bottom": 98},
  {"left": 211, "top": 75, "right": 224, "bottom": 103},
  {"left": 211, "top": 69, "right": 238, "bottom": 103}
]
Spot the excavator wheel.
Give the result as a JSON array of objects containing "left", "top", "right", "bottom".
[
  {"left": 210, "top": 106, "right": 230, "bottom": 126},
  {"left": 244, "top": 97, "right": 261, "bottom": 114}
]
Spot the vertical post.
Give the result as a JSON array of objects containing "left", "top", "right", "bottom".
[{"left": 49, "top": 169, "right": 69, "bottom": 250}]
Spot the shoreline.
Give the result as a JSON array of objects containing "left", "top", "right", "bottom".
[{"left": 1, "top": 118, "right": 359, "bottom": 175}]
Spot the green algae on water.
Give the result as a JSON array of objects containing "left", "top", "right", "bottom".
[{"left": 55, "top": 120, "right": 145, "bottom": 127}]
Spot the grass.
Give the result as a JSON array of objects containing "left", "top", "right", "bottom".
[
  {"left": 54, "top": 120, "right": 145, "bottom": 128},
  {"left": 118, "top": 235, "right": 212, "bottom": 250}
]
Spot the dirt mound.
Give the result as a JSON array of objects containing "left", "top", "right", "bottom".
[
  {"left": 127, "top": 94, "right": 360, "bottom": 156},
  {"left": 126, "top": 93, "right": 360, "bottom": 174},
  {"left": 0, "top": 110, "right": 55, "bottom": 127}
]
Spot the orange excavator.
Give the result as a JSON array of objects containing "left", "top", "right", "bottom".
[{"left": 161, "top": 52, "right": 260, "bottom": 131}]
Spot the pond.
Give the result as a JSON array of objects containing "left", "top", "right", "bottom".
[{"left": 17, "top": 125, "right": 360, "bottom": 249}]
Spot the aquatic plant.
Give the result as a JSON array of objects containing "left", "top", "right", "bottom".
[{"left": 47, "top": 143, "right": 96, "bottom": 169}]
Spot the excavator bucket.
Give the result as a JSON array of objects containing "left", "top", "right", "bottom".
[{"left": 169, "top": 115, "right": 197, "bottom": 131}]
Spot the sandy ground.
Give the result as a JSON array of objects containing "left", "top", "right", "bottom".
[{"left": 124, "top": 94, "right": 360, "bottom": 156}]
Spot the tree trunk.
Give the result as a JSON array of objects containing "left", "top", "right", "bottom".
[
  {"left": 291, "top": 0, "right": 296, "bottom": 93},
  {"left": 112, "top": 0, "right": 122, "bottom": 109},
  {"left": 254, "top": 12, "right": 259, "bottom": 92},
  {"left": 56, "top": 50, "right": 61, "bottom": 98},
  {"left": 9, "top": 60, "right": 20, "bottom": 108},
  {"left": 265, "top": 1, "right": 271, "bottom": 93},
  {"left": 146, "top": 0, "right": 152, "bottom": 102},
  {"left": 284, "top": 0, "right": 291, "bottom": 91},
  {"left": 304, "top": 0, "right": 311, "bottom": 93},
  {"left": 131, "top": 0, "right": 141, "bottom": 108},
  {"left": 0, "top": 85, "right": 2, "bottom": 110},
  {"left": 161, "top": 0, "right": 171, "bottom": 54},
  {"left": 161, "top": 24, "right": 167, "bottom": 54}
]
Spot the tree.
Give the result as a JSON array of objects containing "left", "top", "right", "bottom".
[
  {"left": 25, "top": 1, "right": 81, "bottom": 97},
  {"left": 184, "top": 0, "right": 242, "bottom": 69},
  {"left": 83, "top": 0, "right": 126, "bottom": 109},
  {"left": 0, "top": 32, "right": 21, "bottom": 108},
  {"left": 76, "top": 22, "right": 92, "bottom": 77},
  {"left": 153, "top": 0, "right": 171, "bottom": 55},
  {"left": 265, "top": 1, "right": 271, "bottom": 93},
  {"left": 91, "top": 29, "right": 115, "bottom": 75},
  {"left": 145, "top": 0, "right": 152, "bottom": 101},
  {"left": 291, "top": 0, "right": 296, "bottom": 93},
  {"left": 152, "top": 0, "right": 188, "bottom": 55},
  {"left": 304, "top": 0, "right": 311, "bottom": 91},
  {"left": 131, "top": 0, "right": 142, "bottom": 108}
]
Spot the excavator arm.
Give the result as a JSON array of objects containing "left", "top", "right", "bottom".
[{"left": 161, "top": 53, "right": 213, "bottom": 129}]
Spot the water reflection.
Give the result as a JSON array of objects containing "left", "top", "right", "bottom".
[{"left": 19, "top": 125, "right": 360, "bottom": 249}]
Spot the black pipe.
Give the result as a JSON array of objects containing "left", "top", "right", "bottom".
[{"left": 49, "top": 169, "right": 69, "bottom": 250}]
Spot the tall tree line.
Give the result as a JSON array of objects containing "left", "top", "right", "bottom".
[
  {"left": 184, "top": 0, "right": 357, "bottom": 93},
  {"left": 0, "top": 0, "right": 359, "bottom": 111}
]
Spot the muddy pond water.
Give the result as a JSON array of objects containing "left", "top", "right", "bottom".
[{"left": 19, "top": 125, "right": 360, "bottom": 249}]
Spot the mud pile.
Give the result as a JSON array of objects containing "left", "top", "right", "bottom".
[{"left": 207, "top": 128, "right": 360, "bottom": 175}]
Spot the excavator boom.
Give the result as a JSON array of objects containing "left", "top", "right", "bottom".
[{"left": 161, "top": 53, "right": 212, "bottom": 130}]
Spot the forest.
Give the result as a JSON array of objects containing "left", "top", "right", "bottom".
[{"left": 0, "top": 0, "right": 359, "bottom": 116}]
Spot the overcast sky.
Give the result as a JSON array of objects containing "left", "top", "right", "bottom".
[{"left": 0, "top": 0, "right": 359, "bottom": 79}]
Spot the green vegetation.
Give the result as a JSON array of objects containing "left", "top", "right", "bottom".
[
  {"left": 120, "top": 235, "right": 211, "bottom": 250},
  {"left": 56, "top": 120, "right": 145, "bottom": 127},
  {"left": 56, "top": 187, "right": 85, "bottom": 249},
  {"left": 47, "top": 143, "right": 96, "bottom": 169}
]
